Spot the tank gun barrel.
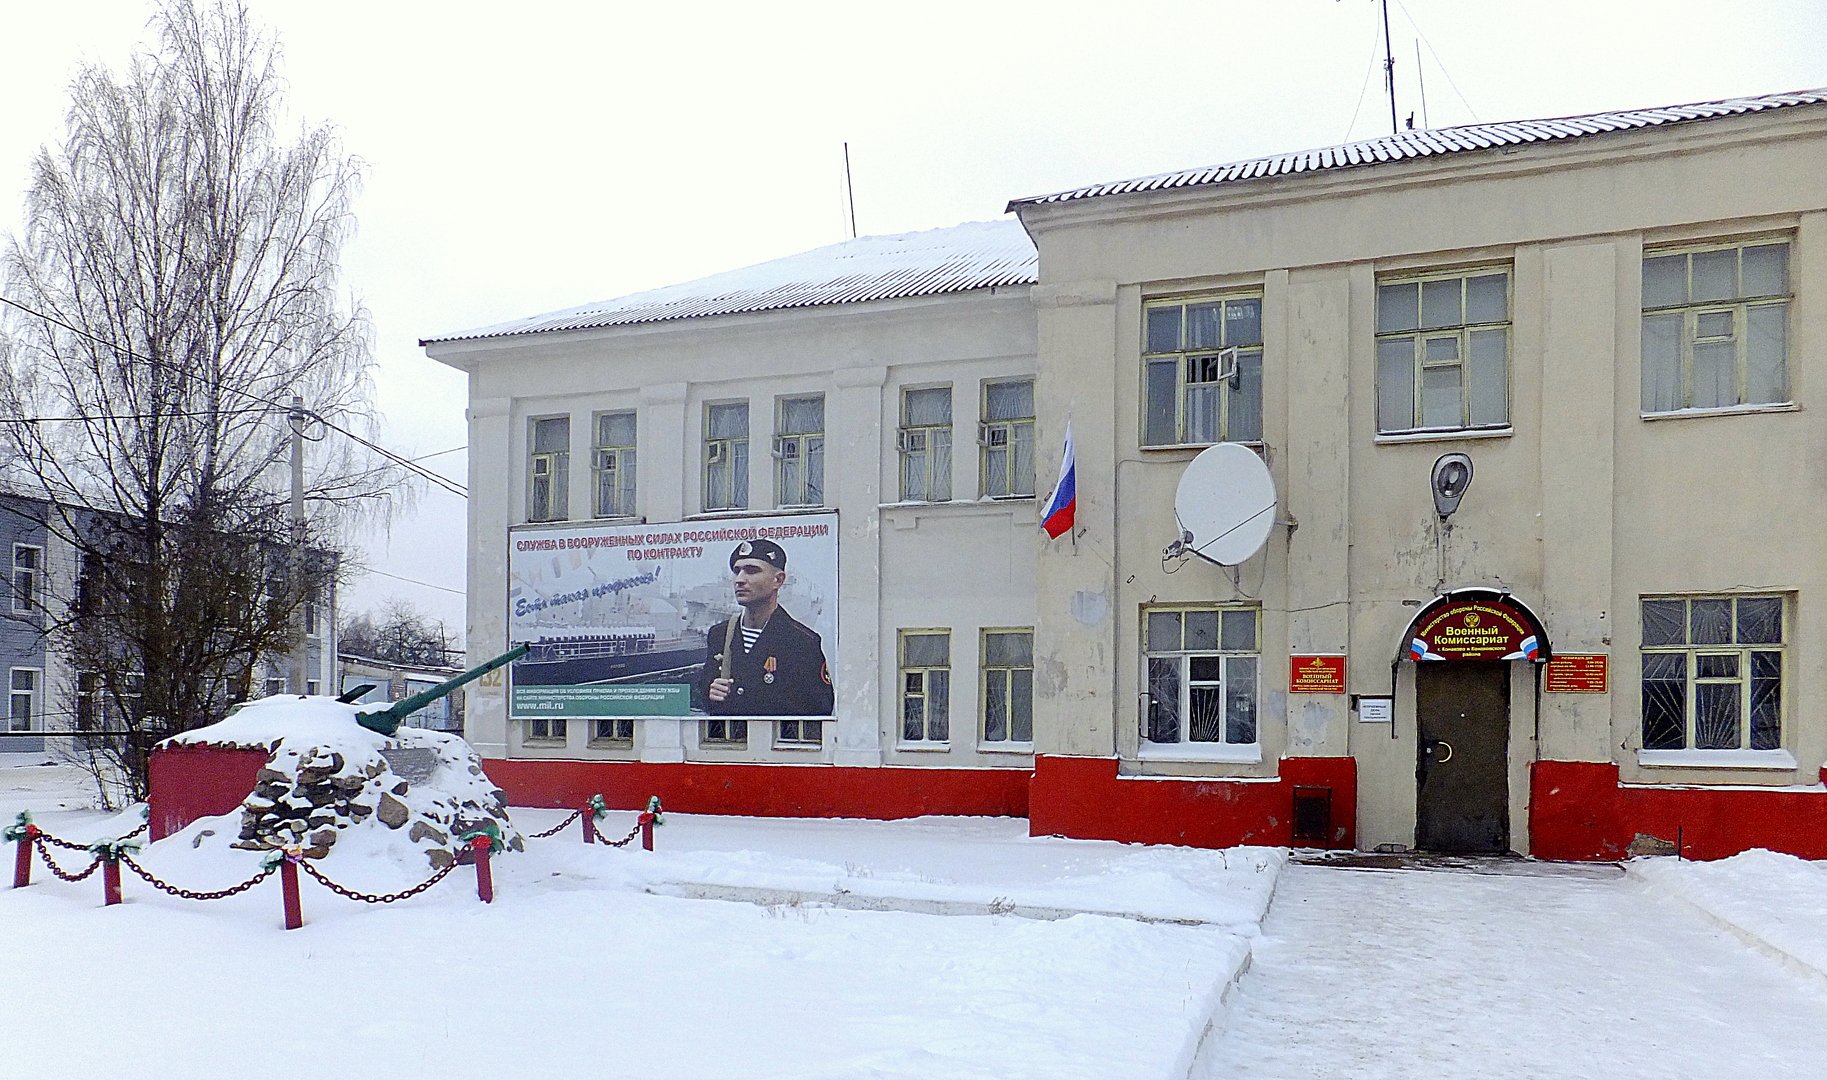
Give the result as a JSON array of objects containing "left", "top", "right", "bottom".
[{"left": 355, "top": 645, "right": 529, "bottom": 737}]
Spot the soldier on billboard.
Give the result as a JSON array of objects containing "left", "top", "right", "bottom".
[{"left": 695, "top": 538, "right": 834, "bottom": 717}]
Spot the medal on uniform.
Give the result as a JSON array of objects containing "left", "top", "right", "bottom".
[{"left": 763, "top": 655, "right": 777, "bottom": 684}]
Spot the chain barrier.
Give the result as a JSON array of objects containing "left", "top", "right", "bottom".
[
  {"left": 297, "top": 857, "right": 458, "bottom": 904},
  {"left": 527, "top": 808, "right": 584, "bottom": 839},
  {"left": 589, "top": 817, "right": 645, "bottom": 847},
  {"left": 118, "top": 854, "right": 275, "bottom": 901},
  {"left": 36, "top": 830, "right": 95, "bottom": 853},
  {"left": 123, "top": 820, "right": 151, "bottom": 840},
  {"left": 35, "top": 840, "right": 103, "bottom": 883}
]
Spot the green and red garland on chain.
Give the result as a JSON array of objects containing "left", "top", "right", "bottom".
[
  {"left": 458, "top": 819, "right": 504, "bottom": 855},
  {"left": 640, "top": 795, "right": 664, "bottom": 828},
  {"left": 4, "top": 810, "right": 37, "bottom": 843},
  {"left": 86, "top": 836, "right": 144, "bottom": 862}
]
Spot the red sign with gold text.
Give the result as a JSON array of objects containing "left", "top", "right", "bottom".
[
  {"left": 1545, "top": 653, "right": 1608, "bottom": 693},
  {"left": 1289, "top": 655, "right": 1347, "bottom": 694},
  {"left": 1408, "top": 599, "right": 1542, "bottom": 662}
]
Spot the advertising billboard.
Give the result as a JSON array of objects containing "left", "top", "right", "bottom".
[{"left": 506, "top": 512, "right": 837, "bottom": 720}]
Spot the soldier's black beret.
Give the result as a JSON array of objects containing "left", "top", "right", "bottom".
[{"left": 730, "top": 538, "right": 787, "bottom": 571}]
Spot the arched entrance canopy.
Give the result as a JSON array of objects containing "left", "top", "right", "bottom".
[{"left": 1397, "top": 588, "right": 1552, "bottom": 664}]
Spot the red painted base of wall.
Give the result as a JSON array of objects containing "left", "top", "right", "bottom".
[
  {"left": 483, "top": 759, "right": 1031, "bottom": 820},
  {"left": 147, "top": 745, "right": 271, "bottom": 841},
  {"left": 1029, "top": 755, "right": 1358, "bottom": 850},
  {"left": 1531, "top": 760, "right": 1827, "bottom": 861}
]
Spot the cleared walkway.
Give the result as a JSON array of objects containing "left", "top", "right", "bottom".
[{"left": 1199, "top": 861, "right": 1827, "bottom": 1079}]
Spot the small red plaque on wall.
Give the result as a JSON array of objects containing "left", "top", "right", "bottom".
[
  {"left": 1290, "top": 655, "right": 1347, "bottom": 694},
  {"left": 1545, "top": 653, "right": 1608, "bottom": 693}
]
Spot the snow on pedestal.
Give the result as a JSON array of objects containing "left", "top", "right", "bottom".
[{"left": 161, "top": 695, "right": 523, "bottom": 871}]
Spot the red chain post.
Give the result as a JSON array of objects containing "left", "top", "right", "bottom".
[
  {"left": 639, "top": 812, "right": 655, "bottom": 851},
  {"left": 280, "top": 857, "right": 303, "bottom": 930},
  {"left": 13, "top": 828, "right": 35, "bottom": 888},
  {"left": 580, "top": 809, "right": 594, "bottom": 845},
  {"left": 470, "top": 835, "right": 495, "bottom": 903},
  {"left": 102, "top": 856, "right": 122, "bottom": 906}
]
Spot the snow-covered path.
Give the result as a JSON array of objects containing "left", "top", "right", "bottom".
[{"left": 1200, "top": 862, "right": 1827, "bottom": 1079}]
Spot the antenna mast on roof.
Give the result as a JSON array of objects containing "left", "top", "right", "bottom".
[
  {"left": 1381, "top": 0, "right": 1398, "bottom": 135},
  {"left": 842, "top": 142, "right": 858, "bottom": 240}
]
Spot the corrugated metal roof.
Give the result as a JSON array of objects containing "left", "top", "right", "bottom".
[
  {"left": 1010, "top": 88, "right": 1827, "bottom": 210},
  {"left": 424, "top": 218, "right": 1037, "bottom": 345}
]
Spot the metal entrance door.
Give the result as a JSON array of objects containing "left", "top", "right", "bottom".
[{"left": 1415, "top": 663, "right": 1510, "bottom": 854}]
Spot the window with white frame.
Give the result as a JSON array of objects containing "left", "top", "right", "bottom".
[
  {"left": 527, "top": 717, "right": 566, "bottom": 742},
  {"left": 304, "top": 600, "right": 320, "bottom": 639},
  {"left": 1143, "top": 294, "right": 1263, "bottom": 446},
  {"left": 1641, "top": 239, "right": 1790, "bottom": 413},
  {"left": 703, "top": 402, "right": 750, "bottom": 511},
  {"left": 593, "top": 718, "right": 634, "bottom": 744},
  {"left": 1143, "top": 606, "right": 1258, "bottom": 747},
  {"left": 1376, "top": 268, "right": 1510, "bottom": 433},
  {"left": 528, "top": 416, "right": 570, "bottom": 522},
  {"left": 899, "top": 387, "right": 952, "bottom": 502},
  {"left": 774, "top": 395, "right": 825, "bottom": 508},
  {"left": 980, "top": 380, "right": 1035, "bottom": 498},
  {"left": 980, "top": 629, "right": 1033, "bottom": 745},
  {"left": 1641, "top": 596, "right": 1784, "bottom": 753},
  {"left": 12, "top": 544, "right": 42, "bottom": 613},
  {"left": 594, "top": 410, "right": 638, "bottom": 518},
  {"left": 899, "top": 630, "right": 951, "bottom": 743},
  {"left": 9, "top": 669, "right": 39, "bottom": 732},
  {"left": 263, "top": 676, "right": 287, "bottom": 698}
]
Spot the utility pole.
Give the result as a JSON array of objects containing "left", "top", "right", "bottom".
[
  {"left": 289, "top": 395, "right": 309, "bottom": 694},
  {"left": 1381, "top": 0, "right": 1398, "bottom": 135}
]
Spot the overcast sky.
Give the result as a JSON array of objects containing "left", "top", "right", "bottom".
[{"left": 4, "top": 0, "right": 1824, "bottom": 643}]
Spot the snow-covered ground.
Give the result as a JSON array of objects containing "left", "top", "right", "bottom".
[
  {"left": 0, "top": 762, "right": 1271, "bottom": 1080},
  {"left": 7, "top": 758, "right": 1827, "bottom": 1079}
]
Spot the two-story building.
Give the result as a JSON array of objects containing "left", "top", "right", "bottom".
[{"left": 429, "top": 88, "right": 1827, "bottom": 859}]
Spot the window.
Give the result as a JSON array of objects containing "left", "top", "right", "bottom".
[
  {"left": 899, "top": 630, "right": 951, "bottom": 743},
  {"left": 404, "top": 678, "right": 449, "bottom": 729},
  {"left": 899, "top": 387, "right": 952, "bottom": 501},
  {"left": 593, "top": 411, "right": 638, "bottom": 518},
  {"left": 1641, "top": 596, "right": 1784, "bottom": 752},
  {"left": 264, "top": 676, "right": 287, "bottom": 698},
  {"left": 1143, "top": 295, "right": 1263, "bottom": 446},
  {"left": 73, "top": 551, "right": 99, "bottom": 616},
  {"left": 9, "top": 669, "right": 39, "bottom": 732},
  {"left": 306, "top": 680, "right": 320, "bottom": 696},
  {"left": 527, "top": 718, "right": 567, "bottom": 742},
  {"left": 776, "top": 717, "right": 821, "bottom": 747},
  {"left": 304, "top": 601, "right": 320, "bottom": 639},
  {"left": 338, "top": 675, "right": 387, "bottom": 705},
  {"left": 980, "top": 380, "right": 1036, "bottom": 498},
  {"left": 1642, "top": 240, "right": 1789, "bottom": 412},
  {"left": 1142, "top": 606, "right": 1259, "bottom": 747},
  {"left": 1376, "top": 269, "right": 1510, "bottom": 433},
  {"left": 702, "top": 716, "right": 746, "bottom": 747},
  {"left": 77, "top": 671, "right": 141, "bottom": 730},
  {"left": 980, "top": 629, "right": 1033, "bottom": 745},
  {"left": 528, "top": 416, "right": 570, "bottom": 522},
  {"left": 12, "top": 544, "right": 42, "bottom": 613},
  {"left": 703, "top": 402, "right": 750, "bottom": 511},
  {"left": 593, "top": 718, "right": 634, "bottom": 744},
  {"left": 775, "top": 395, "right": 825, "bottom": 507}
]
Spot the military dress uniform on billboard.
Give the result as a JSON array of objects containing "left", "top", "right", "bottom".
[{"left": 694, "top": 606, "right": 834, "bottom": 716}]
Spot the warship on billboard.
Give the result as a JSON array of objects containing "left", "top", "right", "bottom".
[{"left": 510, "top": 625, "right": 709, "bottom": 687}]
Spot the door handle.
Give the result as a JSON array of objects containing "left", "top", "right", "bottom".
[{"left": 1433, "top": 739, "right": 1454, "bottom": 764}]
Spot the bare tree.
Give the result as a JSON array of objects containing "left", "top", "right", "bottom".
[
  {"left": 0, "top": 1, "right": 403, "bottom": 799},
  {"left": 340, "top": 599, "right": 458, "bottom": 669}
]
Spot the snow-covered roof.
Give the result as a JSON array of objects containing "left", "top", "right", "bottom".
[
  {"left": 423, "top": 218, "right": 1037, "bottom": 345},
  {"left": 1009, "top": 87, "right": 1827, "bottom": 210}
]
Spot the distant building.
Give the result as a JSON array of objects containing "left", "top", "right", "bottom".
[
  {"left": 0, "top": 491, "right": 337, "bottom": 755},
  {"left": 428, "top": 88, "right": 1827, "bottom": 860},
  {"left": 337, "top": 652, "right": 466, "bottom": 734}
]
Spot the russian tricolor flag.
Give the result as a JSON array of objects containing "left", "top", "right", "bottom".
[{"left": 1041, "top": 421, "right": 1076, "bottom": 540}]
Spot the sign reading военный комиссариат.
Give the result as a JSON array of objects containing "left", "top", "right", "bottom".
[{"left": 505, "top": 512, "right": 837, "bottom": 719}]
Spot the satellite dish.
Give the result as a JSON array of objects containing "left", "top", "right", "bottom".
[{"left": 1174, "top": 444, "right": 1277, "bottom": 566}]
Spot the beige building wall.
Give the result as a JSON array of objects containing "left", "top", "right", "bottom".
[
  {"left": 429, "top": 288, "right": 1039, "bottom": 771},
  {"left": 1017, "top": 106, "right": 1827, "bottom": 852}
]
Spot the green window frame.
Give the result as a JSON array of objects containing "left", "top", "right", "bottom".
[
  {"left": 1142, "top": 294, "right": 1263, "bottom": 446},
  {"left": 899, "top": 387, "right": 953, "bottom": 502},
  {"left": 980, "top": 379, "right": 1036, "bottom": 498},
  {"left": 1640, "top": 595, "right": 1784, "bottom": 753},
  {"left": 774, "top": 395, "right": 825, "bottom": 508},
  {"left": 1142, "top": 606, "right": 1259, "bottom": 747},
  {"left": 1641, "top": 239, "right": 1790, "bottom": 413},
  {"left": 527, "top": 416, "right": 570, "bottom": 522},
  {"left": 980, "top": 628, "right": 1034, "bottom": 745},
  {"left": 592, "top": 718, "right": 634, "bottom": 745},
  {"left": 703, "top": 401, "right": 749, "bottom": 511},
  {"left": 1375, "top": 268, "right": 1510, "bottom": 433},
  {"left": 899, "top": 629, "right": 951, "bottom": 743}
]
